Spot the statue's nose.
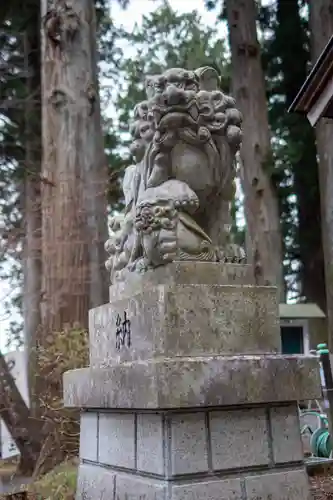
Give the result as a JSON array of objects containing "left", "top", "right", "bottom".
[{"left": 165, "top": 84, "right": 183, "bottom": 106}]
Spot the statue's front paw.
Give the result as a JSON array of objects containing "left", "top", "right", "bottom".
[
  {"left": 218, "top": 244, "right": 246, "bottom": 264},
  {"left": 130, "top": 258, "right": 150, "bottom": 274},
  {"left": 142, "top": 228, "right": 177, "bottom": 267},
  {"left": 158, "top": 229, "right": 178, "bottom": 263}
]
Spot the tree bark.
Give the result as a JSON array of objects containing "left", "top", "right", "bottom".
[
  {"left": 40, "top": 0, "right": 108, "bottom": 335},
  {"left": 309, "top": 0, "right": 333, "bottom": 348},
  {"left": 0, "top": 352, "right": 41, "bottom": 474},
  {"left": 39, "top": 0, "right": 108, "bottom": 468},
  {"left": 276, "top": 0, "right": 326, "bottom": 311},
  {"left": 225, "top": 0, "right": 284, "bottom": 299}
]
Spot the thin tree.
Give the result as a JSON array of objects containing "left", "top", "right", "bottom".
[
  {"left": 0, "top": 351, "right": 41, "bottom": 474},
  {"left": 0, "top": 1, "right": 44, "bottom": 472},
  {"left": 22, "top": 0, "right": 43, "bottom": 418},
  {"left": 225, "top": 0, "right": 284, "bottom": 298}
]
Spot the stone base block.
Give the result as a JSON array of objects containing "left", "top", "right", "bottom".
[
  {"left": 67, "top": 262, "right": 317, "bottom": 500},
  {"left": 92, "top": 263, "right": 279, "bottom": 369},
  {"left": 108, "top": 262, "right": 255, "bottom": 302},
  {"left": 64, "top": 355, "right": 321, "bottom": 409},
  {"left": 76, "top": 401, "right": 311, "bottom": 499},
  {"left": 90, "top": 286, "right": 281, "bottom": 368},
  {"left": 79, "top": 404, "right": 304, "bottom": 475},
  {"left": 90, "top": 282, "right": 280, "bottom": 367},
  {"left": 76, "top": 462, "right": 310, "bottom": 500}
]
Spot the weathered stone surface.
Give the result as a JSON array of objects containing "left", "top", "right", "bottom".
[
  {"left": 76, "top": 463, "right": 115, "bottom": 500},
  {"left": 105, "top": 67, "right": 243, "bottom": 281},
  {"left": 210, "top": 408, "right": 270, "bottom": 470},
  {"left": 137, "top": 413, "right": 164, "bottom": 475},
  {"left": 270, "top": 405, "right": 303, "bottom": 464},
  {"left": 169, "top": 413, "right": 208, "bottom": 475},
  {"left": 64, "top": 355, "right": 321, "bottom": 409},
  {"left": 109, "top": 262, "right": 254, "bottom": 302},
  {"left": 90, "top": 283, "right": 280, "bottom": 367},
  {"left": 64, "top": 61, "right": 315, "bottom": 499},
  {"left": 245, "top": 469, "right": 310, "bottom": 499},
  {"left": 170, "top": 478, "right": 243, "bottom": 500},
  {"left": 75, "top": 464, "right": 310, "bottom": 500},
  {"left": 80, "top": 412, "right": 98, "bottom": 462},
  {"left": 115, "top": 473, "right": 166, "bottom": 500},
  {"left": 98, "top": 413, "right": 135, "bottom": 468}
]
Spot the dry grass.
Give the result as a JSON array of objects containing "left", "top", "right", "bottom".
[
  {"left": 27, "top": 458, "right": 78, "bottom": 500},
  {"left": 0, "top": 458, "right": 77, "bottom": 500},
  {"left": 31, "top": 326, "right": 88, "bottom": 477},
  {"left": 0, "top": 457, "right": 18, "bottom": 479}
]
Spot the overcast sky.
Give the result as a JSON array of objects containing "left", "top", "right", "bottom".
[{"left": 111, "top": 0, "right": 218, "bottom": 29}]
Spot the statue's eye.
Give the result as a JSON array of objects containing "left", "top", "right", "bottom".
[
  {"left": 155, "top": 78, "right": 165, "bottom": 89},
  {"left": 186, "top": 83, "right": 196, "bottom": 91},
  {"left": 168, "top": 80, "right": 183, "bottom": 89},
  {"left": 140, "top": 123, "right": 150, "bottom": 134}
]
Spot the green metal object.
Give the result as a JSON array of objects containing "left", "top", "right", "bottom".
[
  {"left": 299, "top": 346, "right": 333, "bottom": 458},
  {"left": 310, "top": 427, "right": 333, "bottom": 458},
  {"left": 300, "top": 410, "right": 328, "bottom": 430},
  {"left": 300, "top": 410, "right": 331, "bottom": 457},
  {"left": 317, "top": 343, "right": 329, "bottom": 355}
]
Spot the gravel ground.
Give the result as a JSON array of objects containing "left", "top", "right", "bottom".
[{"left": 311, "top": 475, "right": 333, "bottom": 499}]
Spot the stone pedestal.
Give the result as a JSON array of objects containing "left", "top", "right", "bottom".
[{"left": 63, "top": 263, "right": 321, "bottom": 500}]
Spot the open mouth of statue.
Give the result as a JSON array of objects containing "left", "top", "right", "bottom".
[{"left": 151, "top": 100, "right": 199, "bottom": 131}]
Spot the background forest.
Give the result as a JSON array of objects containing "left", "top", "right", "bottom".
[{"left": 1, "top": 0, "right": 333, "bottom": 495}]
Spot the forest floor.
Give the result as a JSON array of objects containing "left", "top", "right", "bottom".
[
  {"left": 0, "top": 457, "right": 77, "bottom": 499},
  {"left": 311, "top": 474, "right": 333, "bottom": 499},
  {"left": 0, "top": 458, "right": 30, "bottom": 496}
]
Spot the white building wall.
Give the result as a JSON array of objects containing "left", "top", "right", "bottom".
[{"left": 0, "top": 350, "right": 29, "bottom": 459}]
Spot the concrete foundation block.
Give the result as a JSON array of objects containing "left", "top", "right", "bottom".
[
  {"left": 115, "top": 473, "right": 166, "bottom": 500},
  {"left": 245, "top": 469, "right": 310, "bottom": 499},
  {"left": 170, "top": 478, "right": 243, "bottom": 500},
  {"left": 210, "top": 408, "right": 270, "bottom": 470},
  {"left": 169, "top": 412, "right": 208, "bottom": 475},
  {"left": 79, "top": 412, "right": 98, "bottom": 462},
  {"left": 270, "top": 405, "right": 303, "bottom": 464},
  {"left": 75, "top": 464, "right": 311, "bottom": 500},
  {"left": 137, "top": 413, "right": 164, "bottom": 475},
  {"left": 64, "top": 355, "right": 321, "bottom": 410},
  {"left": 98, "top": 413, "right": 135, "bottom": 468},
  {"left": 76, "top": 463, "right": 115, "bottom": 500}
]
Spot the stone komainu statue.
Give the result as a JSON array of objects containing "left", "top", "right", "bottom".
[{"left": 105, "top": 66, "right": 244, "bottom": 283}]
